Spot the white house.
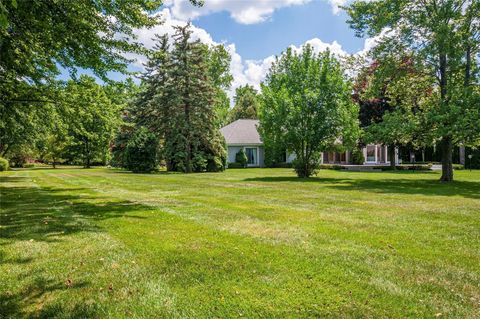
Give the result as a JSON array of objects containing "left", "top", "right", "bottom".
[{"left": 220, "top": 119, "right": 398, "bottom": 167}]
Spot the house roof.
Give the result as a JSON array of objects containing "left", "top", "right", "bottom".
[{"left": 220, "top": 119, "right": 262, "bottom": 145}]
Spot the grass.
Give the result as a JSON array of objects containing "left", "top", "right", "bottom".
[{"left": 1, "top": 167, "right": 479, "bottom": 318}]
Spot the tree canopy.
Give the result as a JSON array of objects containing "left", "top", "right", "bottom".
[
  {"left": 345, "top": 0, "right": 480, "bottom": 181},
  {"left": 260, "top": 46, "right": 359, "bottom": 177},
  {"left": 228, "top": 84, "right": 260, "bottom": 123}
]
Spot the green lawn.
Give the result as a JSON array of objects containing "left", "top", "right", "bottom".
[{"left": 1, "top": 168, "right": 479, "bottom": 318}]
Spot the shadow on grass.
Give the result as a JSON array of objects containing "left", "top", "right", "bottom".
[
  {"left": 0, "top": 175, "right": 154, "bottom": 318},
  {"left": 0, "top": 176, "right": 152, "bottom": 244},
  {"left": 1, "top": 275, "right": 92, "bottom": 319},
  {"left": 244, "top": 173, "right": 480, "bottom": 199}
]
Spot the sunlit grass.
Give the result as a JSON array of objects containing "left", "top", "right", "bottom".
[{"left": 1, "top": 168, "right": 479, "bottom": 318}]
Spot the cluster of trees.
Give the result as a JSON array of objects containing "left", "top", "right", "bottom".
[
  {"left": 344, "top": 0, "right": 480, "bottom": 181},
  {"left": 1, "top": 0, "right": 478, "bottom": 182},
  {"left": 115, "top": 24, "right": 231, "bottom": 173},
  {"left": 1, "top": 75, "right": 125, "bottom": 168},
  {"left": 259, "top": 0, "right": 480, "bottom": 180}
]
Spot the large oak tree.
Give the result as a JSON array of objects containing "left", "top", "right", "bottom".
[{"left": 345, "top": 0, "right": 480, "bottom": 181}]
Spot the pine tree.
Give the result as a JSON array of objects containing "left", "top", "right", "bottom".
[
  {"left": 168, "top": 24, "right": 226, "bottom": 172},
  {"left": 134, "top": 24, "right": 227, "bottom": 173}
]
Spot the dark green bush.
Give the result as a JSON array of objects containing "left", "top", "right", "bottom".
[
  {"left": 453, "top": 164, "right": 464, "bottom": 170},
  {"left": 351, "top": 148, "right": 365, "bottom": 165},
  {"left": 227, "top": 162, "right": 244, "bottom": 169},
  {"left": 292, "top": 157, "right": 320, "bottom": 177},
  {"left": 235, "top": 149, "right": 247, "bottom": 167},
  {"left": 319, "top": 164, "right": 343, "bottom": 170},
  {"left": 392, "top": 164, "right": 432, "bottom": 171},
  {"left": 272, "top": 162, "right": 293, "bottom": 168},
  {"left": 124, "top": 127, "right": 159, "bottom": 173},
  {"left": 0, "top": 157, "right": 9, "bottom": 171}
]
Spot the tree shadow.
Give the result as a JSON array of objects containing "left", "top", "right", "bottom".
[
  {"left": 1, "top": 176, "right": 151, "bottom": 244},
  {"left": 0, "top": 175, "right": 154, "bottom": 318},
  {"left": 1, "top": 275, "right": 91, "bottom": 319},
  {"left": 244, "top": 173, "right": 480, "bottom": 199}
]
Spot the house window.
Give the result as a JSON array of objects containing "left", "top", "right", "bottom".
[
  {"left": 366, "top": 145, "right": 376, "bottom": 162},
  {"left": 340, "top": 152, "right": 346, "bottom": 162},
  {"left": 245, "top": 148, "right": 258, "bottom": 165}
]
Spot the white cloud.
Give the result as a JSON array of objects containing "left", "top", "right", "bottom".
[
  {"left": 127, "top": 8, "right": 379, "bottom": 104},
  {"left": 329, "top": 0, "right": 347, "bottom": 15},
  {"left": 165, "top": 0, "right": 311, "bottom": 25}
]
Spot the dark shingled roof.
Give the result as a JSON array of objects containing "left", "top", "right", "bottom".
[{"left": 220, "top": 119, "right": 262, "bottom": 145}]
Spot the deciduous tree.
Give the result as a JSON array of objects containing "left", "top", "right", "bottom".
[{"left": 259, "top": 46, "right": 359, "bottom": 178}]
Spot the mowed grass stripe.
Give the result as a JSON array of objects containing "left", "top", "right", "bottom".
[{"left": 1, "top": 168, "right": 479, "bottom": 318}]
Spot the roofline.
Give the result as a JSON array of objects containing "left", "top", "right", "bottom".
[{"left": 226, "top": 143, "right": 263, "bottom": 146}]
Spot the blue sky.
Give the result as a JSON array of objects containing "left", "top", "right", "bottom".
[{"left": 194, "top": 0, "right": 365, "bottom": 60}]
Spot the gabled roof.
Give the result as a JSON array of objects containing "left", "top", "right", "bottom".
[{"left": 220, "top": 119, "right": 262, "bottom": 145}]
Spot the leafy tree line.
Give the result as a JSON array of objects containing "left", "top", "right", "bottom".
[
  {"left": 344, "top": 0, "right": 480, "bottom": 181},
  {"left": 0, "top": 0, "right": 200, "bottom": 168}
]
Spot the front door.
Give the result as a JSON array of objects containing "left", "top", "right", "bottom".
[{"left": 245, "top": 147, "right": 258, "bottom": 166}]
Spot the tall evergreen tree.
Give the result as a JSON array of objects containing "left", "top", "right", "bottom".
[
  {"left": 134, "top": 24, "right": 227, "bottom": 173},
  {"left": 167, "top": 24, "right": 226, "bottom": 172}
]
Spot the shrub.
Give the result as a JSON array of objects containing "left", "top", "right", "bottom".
[
  {"left": 351, "top": 148, "right": 365, "bottom": 165},
  {"left": 235, "top": 149, "right": 248, "bottom": 167},
  {"left": 124, "top": 127, "right": 159, "bottom": 173},
  {"left": 272, "top": 162, "right": 293, "bottom": 168},
  {"left": 0, "top": 157, "right": 9, "bottom": 171},
  {"left": 453, "top": 164, "right": 464, "bottom": 170},
  {"left": 227, "top": 162, "right": 244, "bottom": 168},
  {"left": 392, "top": 164, "right": 432, "bottom": 171},
  {"left": 319, "top": 164, "right": 343, "bottom": 170},
  {"left": 292, "top": 157, "right": 320, "bottom": 177}
]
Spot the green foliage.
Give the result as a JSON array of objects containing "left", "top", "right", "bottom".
[
  {"left": 133, "top": 24, "right": 227, "bottom": 173},
  {"left": 0, "top": 157, "right": 9, "bottom": 171},
  {"left": 0, "top": 0, "right": 200, "bottom": 83},
  {"left": 259, "top": 46, "right": 359, "bottom": 178},
  {"left": 63, "top": 76, "right": 120, "bottom": 168},
  {"left": 235, "top": 149, "right": 248, "bottom": 167},
  {"left": 202, "top": 43, "right": 233, "bottom": 128},
  {"left": 125, "top": 127, "right": 159, "bottom": 173},
  {"left": 228, "top": 85, "right": 259, "bottom": 123},
  {"left": 270, "top": 162, "right": 293, "bottom": 169},
  {"left": 227, "top": 162, "right": 244, "bottom": 169},
  {"left": 345, "top": 0, "right": 480, "bottom": 182},
  {"left": 351, "top": 148, "right": 365, "bottom": 165}
]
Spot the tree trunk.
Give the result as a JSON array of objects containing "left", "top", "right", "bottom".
[
  {"left": 388, "top": 144, "right": 396, "bottom": 170},
  {"left": 84, "top": 140, "right": 91, "bottom": 168},
  {"left": 52, "top": 156, "right": 56, "bottom": 169},
  {"left": 184, "top": 103, "right": 192, "bottom": 173},
  {"left": 464, "top": 45, "right": 471, "bottom": 87},
  {"left": 439, "top": 52, "right": 453, "bottom": 182},
  {"left": 440, "top": 137, "right": 453, "bottom": 182}
]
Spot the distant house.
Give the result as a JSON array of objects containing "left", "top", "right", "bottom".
[
  {"left": 220, "top": 119, "right": 398, "bottom": 167},
  {"left": 220, "top": 119, "right": 267, "bottom": 167}
]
